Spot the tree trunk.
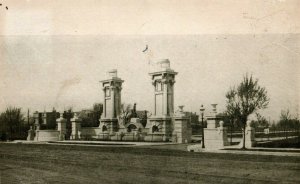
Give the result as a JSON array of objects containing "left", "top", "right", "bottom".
[
  {"left": 242, "top": 123, "right": 246, "bottom": 149},
  {"left": 230, "top": 124, "right": 232, "bottom": 144},
  {"left": 230, "top": 120, "right": 233, "bottom": 145}
]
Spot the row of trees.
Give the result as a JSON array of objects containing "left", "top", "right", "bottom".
[{"left": 79, "top": 103, "right": 103, "bottom": 127}]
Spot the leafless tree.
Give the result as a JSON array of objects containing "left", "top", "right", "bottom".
[
  {"left": 225, "top": 74, "right": 269, "bottom": 149},
  {"left": 118, "top": 103, "right": 132, "bottom": 125}
]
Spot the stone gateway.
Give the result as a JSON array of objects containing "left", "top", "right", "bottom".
[{"left": 29, "top": 60, "right": 192, "bottom": 143}]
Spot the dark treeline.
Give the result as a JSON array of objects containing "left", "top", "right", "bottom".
[
  {"left": 0, "top": 103, "right": 103, "bottom": 141},
  {"left": 0, "top": 107, "right": 29, "bottom": 140}
]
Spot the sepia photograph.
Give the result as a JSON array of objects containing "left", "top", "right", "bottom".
[{"left": 0, "top": 0, "right": 299, "bottom": 183}]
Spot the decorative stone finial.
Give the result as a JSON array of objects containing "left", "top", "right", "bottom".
[
  {"left": 178, "top": 105, "right": 184, "bottom": 112},
  {"left": 71, "top": 112, "right": 82, "bottom": 122},
  {"left": 211, "top": 104, "right": 218, "bottom": 112},
  {"left": 108, "top": 69, "right": 118, "bottom": 78},
  {"left": 157, "top": 59, "right": 170, "bottom": 69},
  {"left": 219, "top": 121, "right": 224, "bottom": 128}
]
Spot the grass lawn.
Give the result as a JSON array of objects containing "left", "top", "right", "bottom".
[{"left": 0, "top": 143, "right": 300, "bottom": 184}]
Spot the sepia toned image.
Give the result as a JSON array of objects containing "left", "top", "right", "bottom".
[{"left": 0, "top": 0, "right": 299, "bottom": 183}]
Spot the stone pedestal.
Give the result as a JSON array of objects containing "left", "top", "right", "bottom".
[
  {"left": 145, "top": 117, "right": 172, "bottom": 142},
  {"left": 110, "top": 132, "right": 124, "bottom": 141},
  {"left": 99, "top": 118, "right": 119, "bottom": 133},
  {"left": 172, "top": 106, "right": 192, "bottom": 143},
  {"left": 203, "top": 104, "right": 229, "bottom": 150},
  {"left": 204, "top": 124, "right": 229, "bottom": 150},
  {"left": 97, "top": 132, "right": 110, "bottom": 140},
  {"left": 122, "top": 132, "right": 141, "bottom": 141},
  {"left": 57, "top": 113, "right": 66, "bottom": 141},
  {"left": 239, "top": 120, "right": 256, "bottom": 148},
  {"left": 71, "top": 113, "right": 82, "bottom": 140},
  {"left": 27, "top": 126, "right": 34, "bottom": 141}
]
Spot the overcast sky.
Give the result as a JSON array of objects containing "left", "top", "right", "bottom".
[{"left": 0, "top": 0, "right": 299, "bottom": 121}]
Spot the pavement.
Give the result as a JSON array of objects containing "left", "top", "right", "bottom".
[
  {"left": 7, "top": 140, "right": 300, "bottom": 157},
  {"left": 9, "top": 140, "right": 176, "bottom": 147},
  {"left": 204, "top": 148, "right": 300, "bottom": 157},
  {"left": 187, "top": 143, "right": 300, "bottom": 157}
]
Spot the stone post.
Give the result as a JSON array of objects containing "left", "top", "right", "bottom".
[
  {"left": 27, "top": 126, "right": 35, "bottom": 141},
  {"left": 57, "top": 112, "right": 66, "bottom": 141},
  {"left": 240, "top": 120, "right": 256, "bottom": 148},
  {"left": 33, "top": 111, "right": 40, "bottom": 130},
  {"left": 203, "top": 104, "right": 229, "bottom": 150},
  {"left": 172, "top": 106, "right": 192, "bottom": 143},
  {"left": 42, "top": 111, "right": 47, "bottom": 125},
  {"left": 71, "top": 112, "right": 82, "bottom": 140}
]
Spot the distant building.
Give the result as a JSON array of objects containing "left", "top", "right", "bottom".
[{"left": 33, "top": 109, "right": 59, "bottom": 130}]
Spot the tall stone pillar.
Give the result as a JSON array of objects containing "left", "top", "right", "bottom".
[
  {"left": 99, "top": 69, "right": 124, "bottom": 134},
  {"left": 71, "top": 112, "right": 82, "bottom": 140},
  {"left": 57, "top": 113, "right": 66, "bottom": 141},
  {"left": 203, "top": 104, "right": 229, "bottom": 149},
  {"left": 145, "top": 59, "right": 177, "bottom": 142}
]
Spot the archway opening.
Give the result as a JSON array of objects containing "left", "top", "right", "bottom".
[
  {"left": 152, "top": 125, "right": 159, "bottom": 133},
  {"left": 127, "top": 124, "right": 137, "bottom": 132},
  {"left": 102, "top": 125, "right": 108, "bottom": 132}
]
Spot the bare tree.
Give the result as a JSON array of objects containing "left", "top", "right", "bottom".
[
  {"left": 252, "top": 112, "right": 269, "bottom": 129},
  {"left": 93, "top": 103, "right": 103, "bottom": 126},
  {"left": 279, "top": 109, "right": 291, "bottom": 139},
  {"left": 225, "top": 74, "right": 269, "bottom": 149},
  {"left": 118, "top": 103, "right": 132, "bottom": 125}
]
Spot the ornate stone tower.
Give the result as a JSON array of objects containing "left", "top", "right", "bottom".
[
  {"left": 150, "top": 59, "right": 177, "bottom": 117},
  {"left": 145, "top": 59, "right": 177, "bottom": 141},
  {"left": 99, "top": 69, "right": 124, "bottom": 133}
]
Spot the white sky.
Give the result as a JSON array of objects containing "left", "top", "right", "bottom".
[{"left": 0, "top": 0, "right": 299, "bottom": 121}]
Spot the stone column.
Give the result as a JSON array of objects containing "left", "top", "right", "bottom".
[
  {"left": 99, "top": 69, "right": 123, "bottom": 134},
  {"left": 145, "top": 59, "right": 177, "bottom": 142},
  {"left": 57, "top": 113, "right": 66, "bottom": 141},
  {"left": 110, "top": 85, "right": 115, "bottom": 118},
  {"left": 162, "top": 79, "right": 168, "bottom": 116},
  {"left": 102, "top": 87, "right": 106, "bottom": 118},
  {"left": 71, "top": 113, "right": 82, "bottom": 140}
]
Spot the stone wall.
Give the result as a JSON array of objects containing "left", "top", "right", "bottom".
[
  {"left": 34, "top": 130, "right": 60, "bottom": 141},
  {"left": 80, "top": 127, "right": 102, "bottom": 139}
]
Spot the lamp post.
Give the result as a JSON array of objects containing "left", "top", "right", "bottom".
[{"left": 200, "top": 105, "right": 205, "bottom": 148}]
